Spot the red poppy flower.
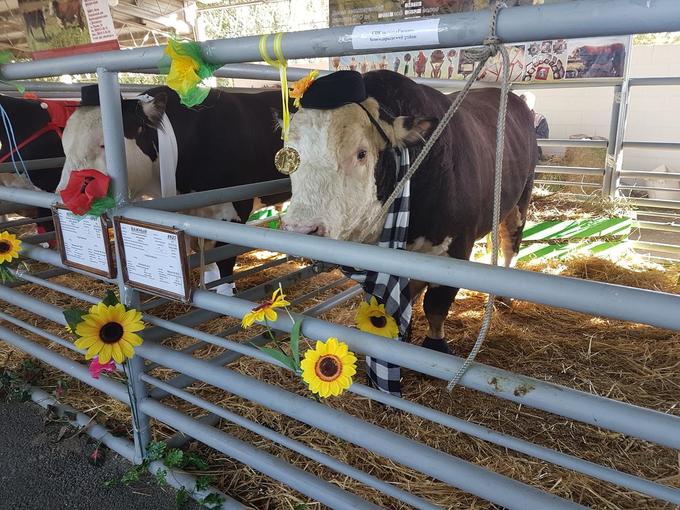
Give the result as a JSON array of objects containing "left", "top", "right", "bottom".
[{"left": 60, "top": 169, "right": 110, "bottom": 215}]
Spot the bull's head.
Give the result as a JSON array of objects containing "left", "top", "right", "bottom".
[
  {"left": 282, "top": 93, "right": 435, "bottom": 242},
  {"left": 57, "top": 91, "right": 167, "bottom": 199}
]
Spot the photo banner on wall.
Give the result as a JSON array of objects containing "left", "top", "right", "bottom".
[
  {"left": 20, "top": 0, "right": 119, "bottom": 60},
  {"left": 329, "top": 0, "right": 630, "bottom": 83}
]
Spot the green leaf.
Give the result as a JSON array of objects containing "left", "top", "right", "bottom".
[
  {"left": 184, "top": 452, "right": 209, "bottom": 470},
  {"left": 146, "top": 441, "right": 167, "bottom": 461},
  {"left": 102, "top": 290, "right": 119, "bottom": 307},
  {"left": 294, "top": 504, "right": 310, "bottom": 510},
  {"left": 255, "top": 346, "right": 296, "bottom": 371},
  {"left": 290, "top": 319, "right": 303, "bottom": 373},
  {"left": 164, "top": 448, "right": 185, "bottom": 468},
  {"left": 63, "top": 308, "right": 86, "bottom": 334},
  {"left": 86, "top": 190, "right": 116, "bottom": 217},
  {"left": 176, "top": 487, "right": 190, "bottom": 509},
  {"left": 120, "top": 466, "right": 142, "bottom": 484},
  {"left": 195, "top": 474, "right": 213, "bottom": 492},
  {"left": 154, "top": 468, "right": 168, "bottom": 486},
  {"left": 200, "top": 493, "right": 225, "bottom": 509}
]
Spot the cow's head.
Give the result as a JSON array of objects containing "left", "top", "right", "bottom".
[
  {"left": 57, "top": 93, "right": 168, "bottom": 199},
  {"left": 282, "top": 77, "right": 436, "bottom": 242}
]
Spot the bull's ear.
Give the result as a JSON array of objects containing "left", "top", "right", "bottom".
[
  {"left": 393, "top": 116, "right": 438, "bottom": 147},
  {"left": 141, "top": 92, "right": 167, "bottom": 128}
]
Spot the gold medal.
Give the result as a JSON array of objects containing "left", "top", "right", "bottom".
[{"left": 274, "top": 146, "right": 300, "bottom": 175}]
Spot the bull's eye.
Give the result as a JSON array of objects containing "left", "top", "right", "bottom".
[
  {"left": 357, "top": 149, "right": 367, "bottom": 161},
  {"left": 100, "top": 145, "right": 105, "bottom": 149}
]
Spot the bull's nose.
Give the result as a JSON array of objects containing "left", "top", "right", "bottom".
[{"left": 282, "top": 222, "right": 326, "bottom": 236}]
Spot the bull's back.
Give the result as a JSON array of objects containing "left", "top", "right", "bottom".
[{"left": 364, "top": 71, "right": 535, "bottom": 246}]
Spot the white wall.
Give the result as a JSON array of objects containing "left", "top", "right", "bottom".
[{"left": 530, "top": 44, "right": 680, "bottom": 173}]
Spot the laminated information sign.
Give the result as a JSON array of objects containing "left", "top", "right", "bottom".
[
  {"left": 52, "top": 205, "right": 115, "bottom": 278},
  {"left": 114, "top": 218, "right": 191, "bottom": 302}
]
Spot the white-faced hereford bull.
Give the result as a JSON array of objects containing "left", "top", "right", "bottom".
[
  {"left": 57, "top": 85, "right": 288, "bottom": 295},
  {"left": 282, "top": 70, "right": 537, "bottom": 354}
]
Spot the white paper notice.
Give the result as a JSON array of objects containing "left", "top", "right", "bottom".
[
  {"left": 118, "top": 222, "right": 187, "bottom": 299},
  {"left": 83, "top": 0, "right": 118, "bottom": 43},
  {"left": 351, "top": 18, "right": 440, "bottom": 50},
  {"left": 57, "top": 209, "right": 111, "bottom": 274}
]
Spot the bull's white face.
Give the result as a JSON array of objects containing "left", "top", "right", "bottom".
[
  {"left": 283, "top": 98, "right": 434, "bottom": 242},
  {"left": 57, "top": 106, "right": 158, "bottom": 199}
]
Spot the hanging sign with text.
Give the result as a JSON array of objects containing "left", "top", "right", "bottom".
[
  {"left": 114, "top": 218, "right": 191, "bottom": 302},
  {"left": 52, "top": 206, "right": 115, "bottom": 278}
]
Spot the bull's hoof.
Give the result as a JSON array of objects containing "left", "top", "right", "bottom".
[{"left": 421, "top": 337, "right": 452, "bottom": 354}]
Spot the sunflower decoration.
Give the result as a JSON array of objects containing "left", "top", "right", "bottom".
[
  {"left": 0, "top": 231, "right": 22, "bottom": 283},
  {"left": 163, "top": 39, "right": 220, "bottom": 108},
  {"left": 74, "top": 302, "right": 144, "bottom": 364},
  {"left": 301, "top": 338, "right": 357, "bottom": 398},
  {"left": 290, "top": 69, "right": 319, "bottom": 109},
  {"left": 355, "top": 296, "right": 399, "bottom": 339},
  {"left": 242, "top": 287, "right": 290, "bottom": 328}
]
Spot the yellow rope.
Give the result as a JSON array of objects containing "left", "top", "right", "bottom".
[{"left": 259, "top": 33, "right": 290, "bottom": 141}]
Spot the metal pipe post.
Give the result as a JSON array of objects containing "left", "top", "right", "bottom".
[
  {"left": 602, "top": 84, "right": 622, "bottom": 196},
  {"left": 97, "top": 67, "right": 151, "bottom": 463}
]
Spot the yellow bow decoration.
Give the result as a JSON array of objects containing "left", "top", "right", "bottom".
[
  {"left": 259, "top": 33, "right": 290, "bottom": 141},
  {"left": 290, "top": 70, "right": 319, "bottom": 109}
]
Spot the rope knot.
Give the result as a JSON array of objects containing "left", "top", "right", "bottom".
[{"left": 483, "top": 36, "right": 501, "bottom": 56}]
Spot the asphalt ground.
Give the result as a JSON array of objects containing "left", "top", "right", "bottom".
[{"left": 0, "top": 401, "right": 197, "bottom": 510}]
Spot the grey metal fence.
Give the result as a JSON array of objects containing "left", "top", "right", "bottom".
[{"left": 1, "top": 1, "right": 680, "bottom": 508}]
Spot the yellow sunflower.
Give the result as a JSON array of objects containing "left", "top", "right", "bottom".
[
  {"left": 290, "top": 69, "right": 319, "bottom": 108},
  {"left": 165, "top": 44, "right": 200, "bottom": 96},
  {"left": 241, "top": 287, "right": 290, "bottom": 328},
  {"left": 355, "top": 296, "right": 399, "bottom": 339},
  {"left": 74, "top": 303, "right": 144, "bottom": 364},
  {"left": 0, "top": 231, "right": 21, "bottom": 264},
  {"left": 301, "top": 337, "right": 357, "bottom": 398}
]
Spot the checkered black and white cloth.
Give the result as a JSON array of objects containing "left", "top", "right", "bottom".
[{"left": 341, "top": 147, "right": 412, "bottom": 396}]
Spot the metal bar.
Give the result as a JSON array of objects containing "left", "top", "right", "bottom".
[
  {"left": 635, "top": 221, "right": 680, "bottom": 233},
  {"left": 158, "top": 285, "right": 361, "bottom": 402},
  {"left": 631, "top": 240, "right": 680, "bottom": 255},
  {"left": 143, "top": 375, "right": 440, "bottom": 510},
  {"left": 510, "top": 78, "right": 622, "bottom": 90},
  {"left": 0, "top": 187, "right": 56, "bottom": 209},
  {"left": 619, "top": 185, "right": 680, "bottom": 193},
  {"left": 347, "top": 384, "right": 680, "bottom": 505},
  {"left": 619, "top": 170, "right": 680, "bottom": 180},
  {"left": 0, "top": 215, "right": 52, "bottom": 230},
  {"left": 538, "top": 138, "right": 608, "bottom": 148},
  {"left": 535, "top": 165, "right": 605, "bottom": 176},
  {"left": 20, "top": 243, "right": 116, "bottom": 284},
  {"left": 98, "top": 68, "right": 151, "bottom": 463},
  {"left": 628, "top": 76, "right": 680, "bottom": 87},
  {"left": 138, "top": 399, "right": 382, "bottom": 510},
  {"left": 0, "top": 200, "right": 35, "bottom": 215},
  {"left": 2, "top": 0, "right": 680, "bottom": 79},
  {"left": 190, "top": 288, "right": 680, "bottom": 450},
  {"left": 626, "top": 197, "right": 680, "bottom": 210},
  {"left": 622, "top": 141, "right": 680, "bottom": 150},
  {"left": 0, "top": 157, "right": 65, "bottom": 174},
  {"left": 138, "top": 345, "right": 585, "bottom": 509},
  {"left": 137, "top": 179, "right": 291, "bottom": 212},
  {"left": 533, "top": 180, "right": 601, "bottom": 188},
  {"left": 119, "top": 206, "right": 680, "bottom": 332}
]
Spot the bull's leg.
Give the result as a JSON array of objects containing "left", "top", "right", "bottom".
[{"left": 421, "top": 236, "right": 475, "bottom": 355}]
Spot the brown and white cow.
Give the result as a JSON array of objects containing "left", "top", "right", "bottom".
[
  {"left": 282, "top": 70, "right": 537, "bottom": 353},
  {"left": 58, "top": 85, "right": 288, "bottom": 295}
]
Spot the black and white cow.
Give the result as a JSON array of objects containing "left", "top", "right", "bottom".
[
  {"left": 282, "top": 70, "right": 537, "bottom": 353},
  {"left": 58, "top": 86, "right": 288, "bottom": 294}
]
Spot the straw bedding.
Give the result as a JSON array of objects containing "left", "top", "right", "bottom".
[{"left": 0, "top": 196, "right": 679, "bottom": 509}]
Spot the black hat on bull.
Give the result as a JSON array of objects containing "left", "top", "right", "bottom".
[
  {"left": 299, "top": 70, "right": 367, "bottom": 109},
  {"left": 299, "top": 70, "right": 392, "bottom": 147},
  {"left": 79, "top": 84, "right": 124, "bottom": 107}
]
